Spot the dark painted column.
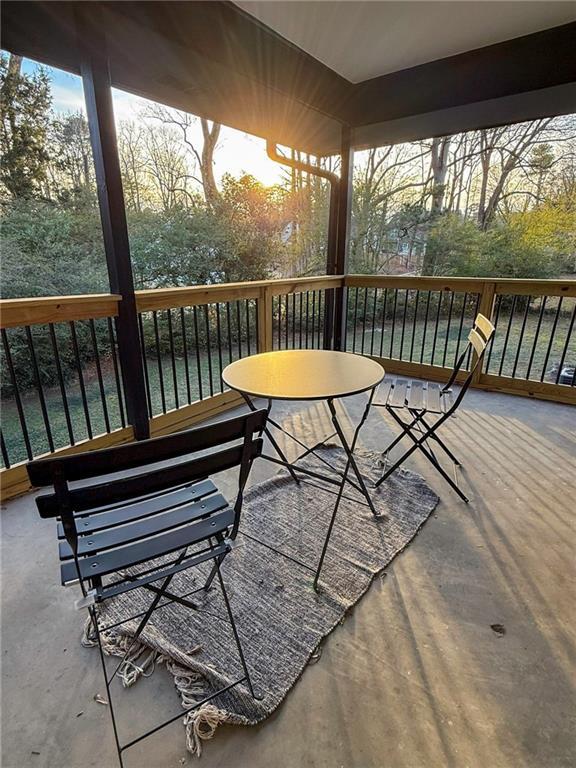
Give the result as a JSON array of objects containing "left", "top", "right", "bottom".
[
  {"left": 78, "top": 14, "right": 150, "bottom": 439},
  {"left": 322, "top": 179, "right": 340, "bottom": 349},
  {"left": 332, "top": 126, "right": 353, "bottom": 351}
]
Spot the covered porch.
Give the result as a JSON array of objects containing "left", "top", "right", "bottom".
[
  {"left": 1, "top": 2, "right": 575, "bottom": 767},
  {"left": 2, "top": 385, "right": 574, "bottom": 766}
]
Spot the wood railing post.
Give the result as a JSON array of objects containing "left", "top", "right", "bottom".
[
  {"left": 257, "top": 285, "right": 273, "bottom": 353},
  {"left": 471, "top": 280, "right": 496, "bottom": 386}
]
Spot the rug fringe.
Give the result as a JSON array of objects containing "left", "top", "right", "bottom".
[
  {"left": 184, "top": 704, "right": 229, "bottom": 758},
  {"left": 81, "top": 616, "right": 158, "bottom": 687},
  {"left": 83, "top": 620, "right": 226, "bottom": 757}
]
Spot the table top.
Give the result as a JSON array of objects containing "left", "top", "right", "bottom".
[{"left": 222, "top": 350, "right": 385, "bottom": 401}]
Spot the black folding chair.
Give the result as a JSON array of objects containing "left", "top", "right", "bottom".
[
  {"left": 27, "top": 409, "right": 267, "bottom": 768},
  {"left": 372, "top": 313, "right": 495, "bottom": 502}
]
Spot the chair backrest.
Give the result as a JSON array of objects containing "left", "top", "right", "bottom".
[
  {"left": 442, "top": 313, "right": 495, "bottom": 411},
  {"left": 28, "top": 409, "right": 267, "bottom": 519}
]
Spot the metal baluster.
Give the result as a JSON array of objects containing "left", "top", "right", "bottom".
[
  {"left": 361, "top": 286, "right": 368, "bottom": 353},
  {"left": 370, "top": 287, "right": 378, "bottom": 356},
  {"left": 138, "top": 314, "right": 153, "bottom": 416},
  {"left": 204, "top": 304, "right": 214, "bottom": 397},
  {"left": 179, "top": 308, "right": 192, "bottom": 405},
  {"left": 215, "top": 303, "right": 224, "bottom": 394},
  {"left": 152, "top": 311, "right": 167, "bottom": 413},
  {"left": 442, "top": 292, "right": 455, "bottom": 368},
  {"left": 0, "top": 430, "right": 10, "bottom": 469},
  {"left": 305, "top": 291, "right": 310, "bottom": 349},
  {"left": 25, "top": 325, "right": 54, "bottom": 452},
  {"left": 1, "top": 329, "right": 33, "bottom": 460},
  {"left": 193, "top": 306, "right": 204, "bottom": 400},
  {"left": 285, "top": 295, "right": 290, "bottom": 350},
  {"left": 420, "top": 291, "right": 431, "bottom": 364},
  {"left": 311, "top": 291, "right": 317, "bottom": 349},
  {"left": 49, "top": 323, "right": 75, "bottom": 445},
  {"left": 389, "top": 289, "right": 398, "bottom": 358},
  {"left": 277, "top": 294, "right": 282, "bottom": 350},
  {"left": 399, "top": 289, "right": 409, "bottom": 360},
  {"left": 226, "top": 302, "right": 233, "bottom": 364},
  {"left": 498, "top": 295, "right": 517, "bottom": 376},
  {"left": 526, "top": 296, "right": 547, "bottom": 381},
  {"left": 430, "top": 291, "right": 443, "bottom": 366},
  {"left": 246, "top": 299, "right": 252, "bottom": 356},
  {"left": 409, "top": 290, "right": 420, "bottom": 362},
  {"left": 453, "top": 292, "right": 468, "bottom": 367},
  {"left": 352, "top": 287, "right": 359, "bottom": 353},
  {"left": 541, "top": 297, "right": 564, "bottom": 382},
  {"left": 555, "top": 301, "right": 576, "bottom": 385},
  {"left": 511, "top": 296, "right": 531, "bottom": 379},
  {"left": 299, "top": 292, "right": 303, "bottom": 348},
  {"left": 108, "top": 318, "right": 126, "bottom": 427},
  {"left": 166, "top": 309, "right": 179, "bottom": 410},
  {"left": 290, "top": 293, "right": 296, "bottom": 348},
  {"left": 379, "top": 288, "right": 388, "bottom": 358},
  {"left": 235, "top": 301, "right": 242, "bottom": 359},
  {"left": 485, "top": 294, "right": 502, "bottom": 373},
  {"left": 89, "top": 319, "right": 111, "bottom": 433},
  {"left": 317, "top": 291, "right": 323, "bottom": 349}
]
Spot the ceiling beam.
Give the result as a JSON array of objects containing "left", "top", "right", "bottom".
[{"left": 349, "top": 23, "right": 576, "bottom": 128}]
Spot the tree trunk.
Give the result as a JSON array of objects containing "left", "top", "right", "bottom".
[
  {"left": 200, "top": 119, "right": 221, "bottom": 209},
  {"left": 430, "top": 136, "right": 451, "bottom": 218}
]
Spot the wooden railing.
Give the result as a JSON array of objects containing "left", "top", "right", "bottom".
[
  {"left": 344, "top": 276, "right": 576, "bottom": 403},
  {"left": 1, "top": 275, "right": 574, "bottom": 500}
]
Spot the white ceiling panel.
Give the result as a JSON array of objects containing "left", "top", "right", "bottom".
[{"left": 236, "top": 1, "right": 576, "bottom": 83}]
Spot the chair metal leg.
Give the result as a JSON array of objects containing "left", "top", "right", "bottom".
[
  {"left": 107, "top": 548, "right": 189, "bottom": 685},
  {"left": 89, "top": 605, "right": 125, "bottom": 768},
  {"left": 382, "top": 407, "right": 469, "bottom": 502},
  {"left": 409, "top": 409, "right": 463, "bottom": 467},
  {"left": 242, "top": 393, "right": 300, "bottom": 484},
  {"left": 214, "top": 559, "right": 260, "bottom": 700},
  {"left": 203, "top": 552, "right": 226, "bottom": 592}
]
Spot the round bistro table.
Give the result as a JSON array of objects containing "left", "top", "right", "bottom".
[{"left": 222, "top": 350, "right": 385, "bottom": 587}]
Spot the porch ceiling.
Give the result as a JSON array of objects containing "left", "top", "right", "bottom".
[
  {"left": 236, "top": 1, "right": 576, "bottom": 84},
  {"left": 2, "top": 1, "right": 576, "bottom": 154}
]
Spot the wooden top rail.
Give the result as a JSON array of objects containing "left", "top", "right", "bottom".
[
  {"left": 0, "top": 294, "right": 122, "bottom": 330},
  {"left": 344, "top": 275, "right": 576, "bottom": 297},
  {"left": 2, "top": 275, "right": 574, "bottom": 329},
  {"left": 135, "top": 275, "right": 345, "bottom": 312}
]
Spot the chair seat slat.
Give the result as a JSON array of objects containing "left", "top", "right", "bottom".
[
  {"left": 425, "top": 383, "right": 442, "bottom": 413},
  {"left": 57, "top": 479, "right": 217, "bottom": 538},
  {"left": 58, "top": 493, "right": 229, "bottom": 560},
  {"left": 441, "top": 389, "right": 454, "bottom": 413},
  {"left": 72, "top": 507, "right": 235, "bottom": 580},
  {"left": 407, "top": 381, "right": 424, "bottom": 410},
  {"left": 374, "top": 380, "right": 392, "bottom": 405},
  {"left": 389, "top": 379, "right": 408, "bottom": 408}
]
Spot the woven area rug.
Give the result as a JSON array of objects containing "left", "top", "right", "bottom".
[{"left": 86, "top": 447, "right": 439, "bottom": 756}]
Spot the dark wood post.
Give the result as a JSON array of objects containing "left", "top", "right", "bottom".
[
  {"left": 322, "top": 179, "right": 340, "bottom": 349},
  {"left": 332, "top": 125, "right": 353, "bottom": 351},
  {"left": 78, "top": 12, "right": 150, "bottom": 439}
]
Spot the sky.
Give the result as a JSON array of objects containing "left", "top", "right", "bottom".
[{"left": 22, "top": 58, "right": 285, "bottom": 186}]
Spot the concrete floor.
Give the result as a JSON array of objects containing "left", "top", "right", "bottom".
[{"left": 1, "top": 386, "right": 575, "bottom": 768}]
